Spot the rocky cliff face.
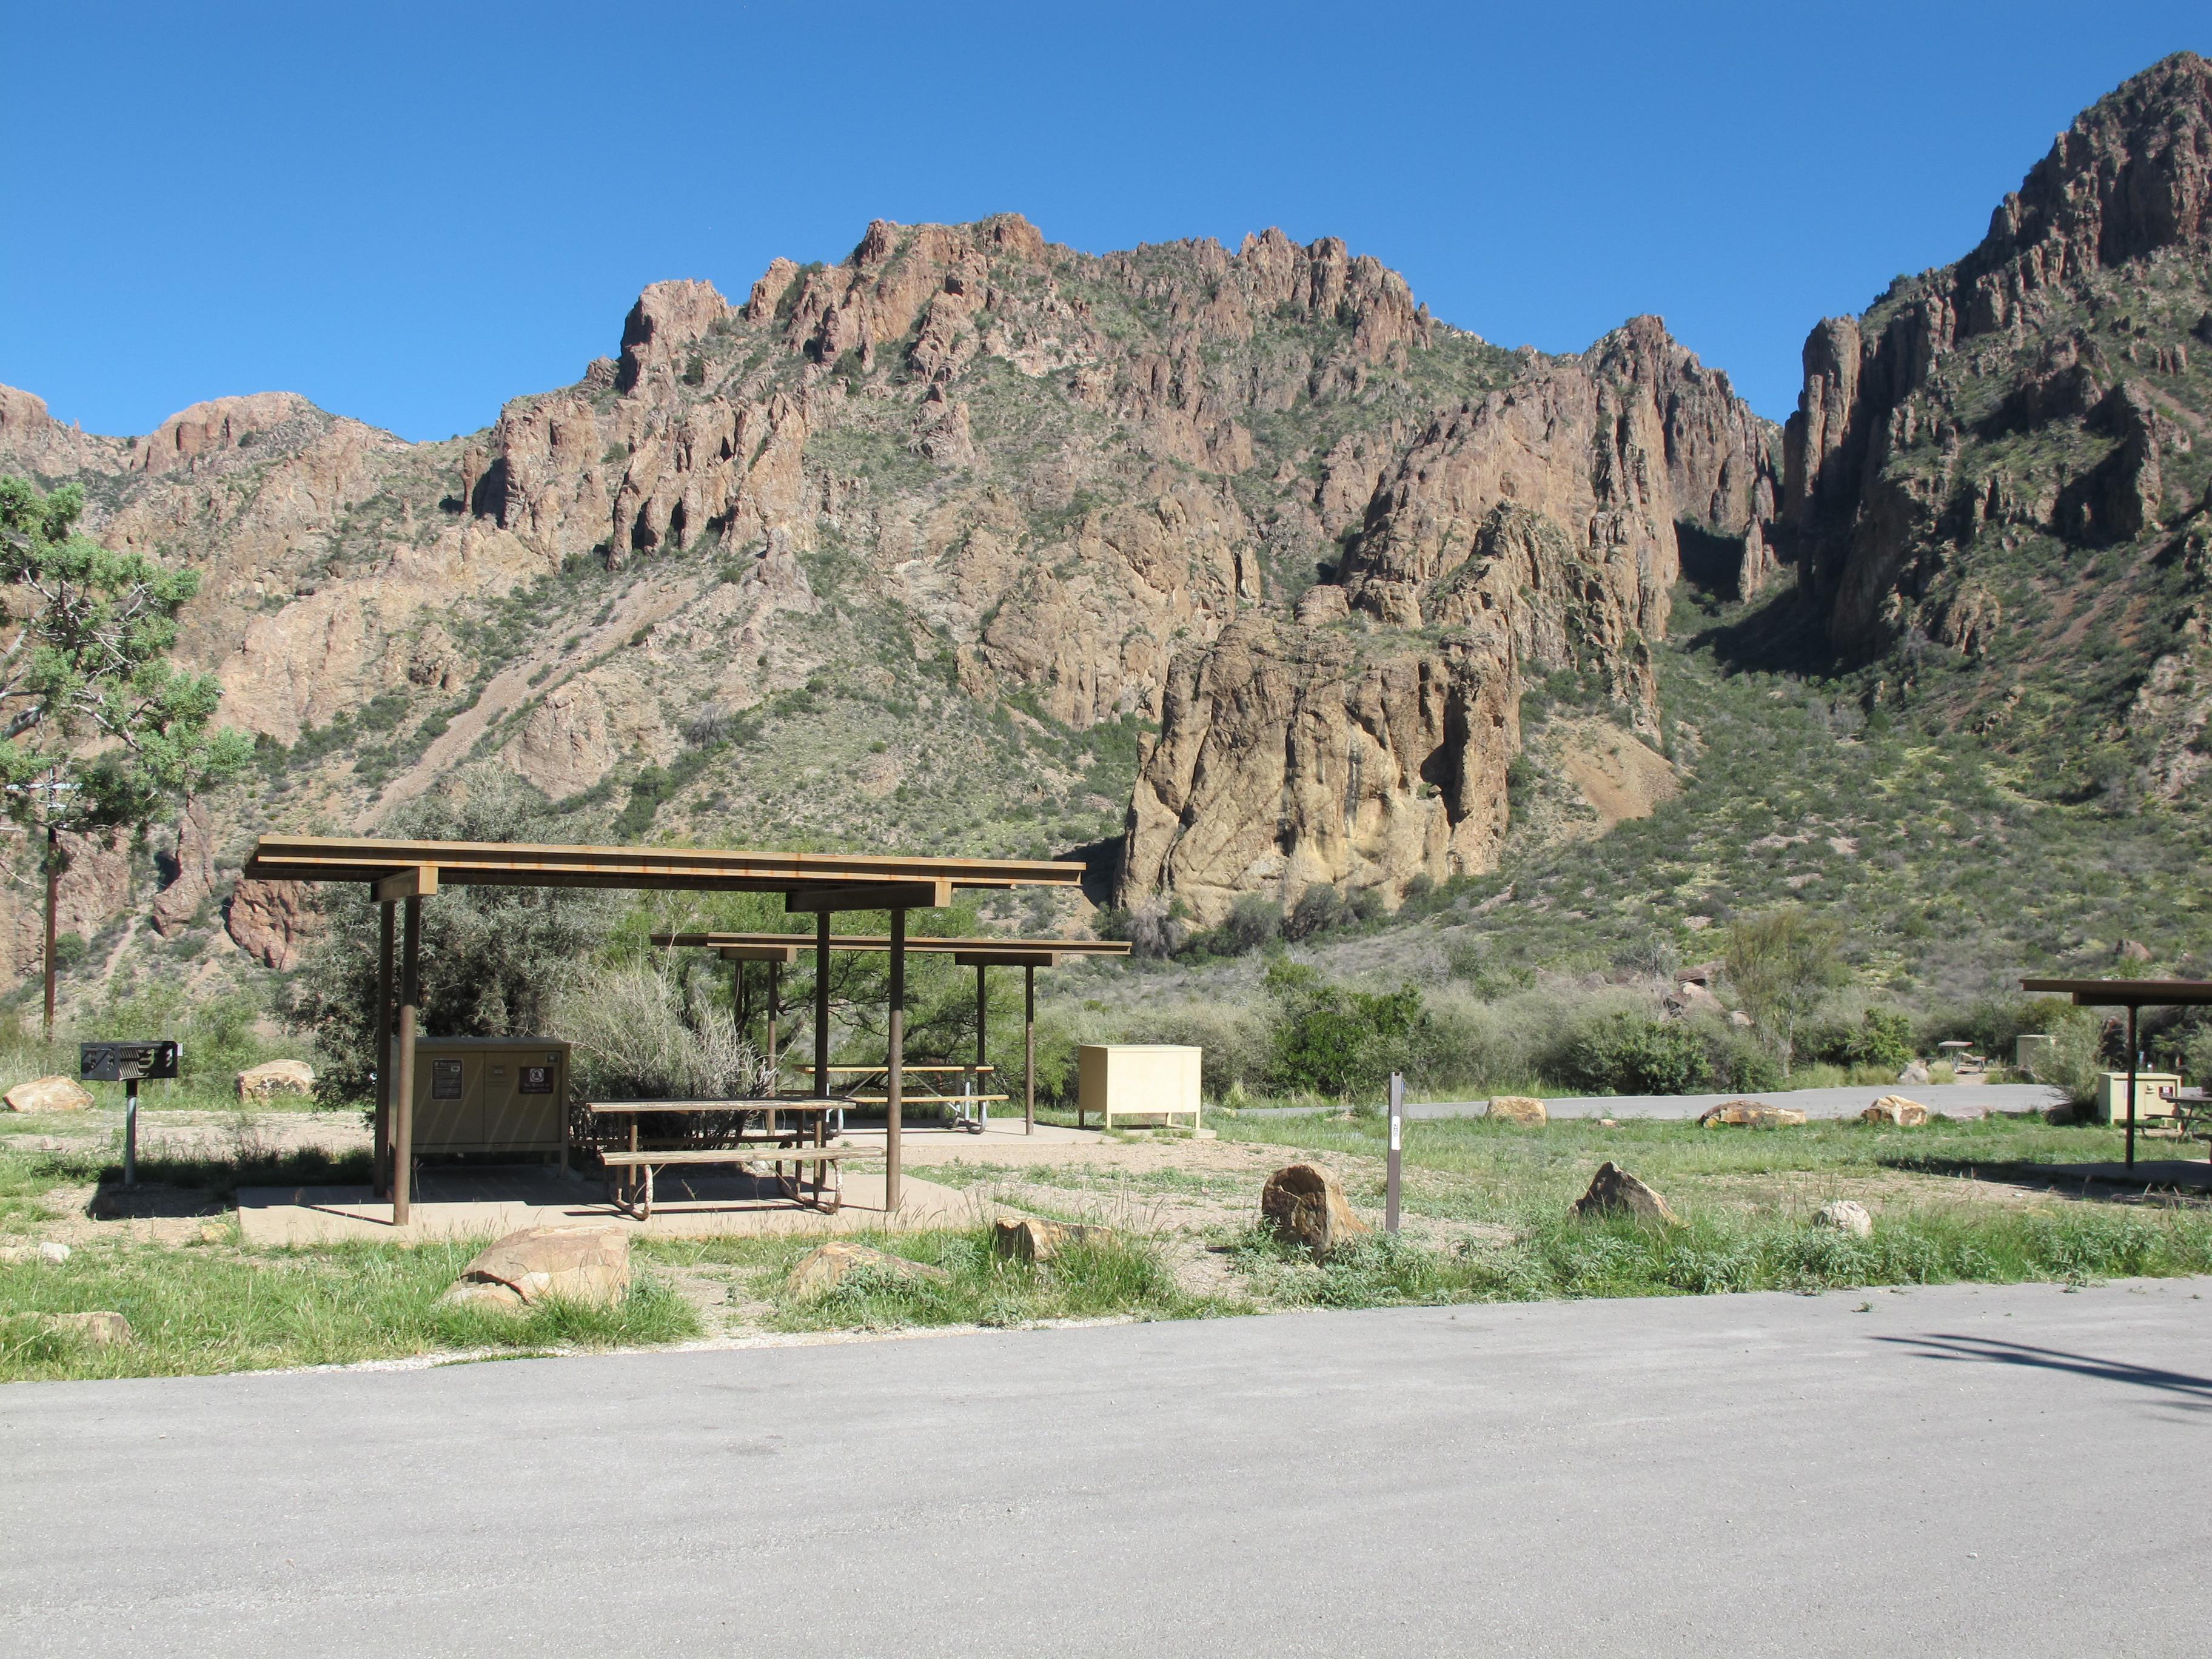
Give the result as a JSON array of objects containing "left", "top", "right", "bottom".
[
  {"left": 1, "top": 207, "right": 1779, "bottom": 991},
  {"left": 1779, "top": 52, "right": 2212, "bottom": 801},
  {"left": 1121, "top": 321, "right": 1777, "bottom": 922}
]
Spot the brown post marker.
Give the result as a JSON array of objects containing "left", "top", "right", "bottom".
[
  {"left": 393, "top": 895, "right": 423, "bottom": 1226},
  {"left": 766, "top": 959, "right": 780, "bottom": 1093},
  {"left": 2126, "top": 1002, "right": 2140, "bottom": 1170},
  {"left": 374, "top": 900, "right": 395, "bottom": 1197},
  {"left": 1024, "top": 963, "right": 1036, "bottom": 1135},
  {"left": 813, "top": 912, "right": 831, "bottom": 1099},
  {"left": 886, "top": 907, "right": 905, "bottom": 1212}
]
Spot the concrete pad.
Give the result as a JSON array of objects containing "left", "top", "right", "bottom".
[{"left": 238, "top": 1167, "right": 992, "bottom": 1246}]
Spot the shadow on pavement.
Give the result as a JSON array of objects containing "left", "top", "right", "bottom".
[{"left": 1877, "top": 1332, "right": 2212, "bottom": 1409}]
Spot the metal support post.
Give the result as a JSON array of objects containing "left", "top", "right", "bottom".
[
  {"left": 374, "top": 900, "right": 395, "bottom": 1197},
  {"left": 1024, "top": 964, "right": 1036, "bottom": 1136},
  {"left": 124, "top": 1078, "right": 140, "bottom": 1188},
  {"left": 887, "top": 908, "right": 905, "bottom": 1212},
  {"left": 1386, "top": 1071, "right": 1403, "bottom": 1233},
  {"left": 394, "top": 895, "right": 421, "bottom": 1226},
  {"left": 813, "top": 913, "right": 831, "bottom": 1101},
  {"left": 766, "top": 960, "right": 780, "bottom": 1092},
  {"left": 2126, "top": 1003, "right": 2140, "bottom": 1170}
]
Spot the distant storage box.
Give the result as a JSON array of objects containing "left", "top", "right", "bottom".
[
  {"left": 1077, "top": 1044, "right": 1202, "bottom": 1131},
  {"left": 2014, "top": 1034, "right": 2056, "bottom": 1074},
  {"left": 409, "top": 1037, "right": 571, "bottom": 1156},
  {"left": 2094, "top": 1071, "right": 2180, "bottom": 1124}
]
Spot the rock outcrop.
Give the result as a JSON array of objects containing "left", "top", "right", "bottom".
[{"left": 1781, "top": 51, "right": 2212, "bottom": 727}]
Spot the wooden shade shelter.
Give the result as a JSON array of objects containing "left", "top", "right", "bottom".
[
  {"left": 649, "top": 931, "right": 1131, "bottom": 1135},
  {"left": 241, "top": 836, "right": 1086, "bottom": 1223},
  {"left": 2020, "top": 977, "right": 2212, "bottom": 1167}
]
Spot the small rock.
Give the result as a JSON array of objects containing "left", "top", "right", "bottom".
[
  {"left": 198, "top": 1224, "right": 228, "bottom": 1245},
  {"left": 39, "top": 1241, "right": 69, "bottom": 1264},
  {"left": 439, "top": 1225, "right": 630, "bottom": 1312},
  {"left": 1697, "top": 1099, "right": 1808, "bottom": 1129},
  {"left": 991, "top": 1216, "right": 1116, "bottom": 1263},
  {"left": 1814, "top": 1200, "right": 1874, "bottom": 1238},
  {"left": 5, "top": 1240, "right": 73, "bottom": 1265},
  {"left": 236, "top": 1059, "right": 315, "bottom": 1102},
  {"left": 5, "top": 1076, "right": 93, "bottom": 1114},
  {"left": 1485, "top": 1095, "right": 1548, "bottom": 1126},
  {"left": 1572, "top": 1162, "right": 1680, "bottom": 1225},
  {"left": 786, "top": 1240, "right": 950, "bottom": 1299},
  {"left": 1861, "top": 1094, "right": 1930, "bottom": 1127},
  {"left": 44, "top": 1310, "right": 131, "bottom": 1346},
  {"left": 1897, "top": 1061, "right": 1931, "bottom": 1085},
  {"left": 1260, "top": 1162, "right": 1372, "bottom": 1260},
  {"left": 2117, "top": 938, "right": 2154, "bottom": 963}
]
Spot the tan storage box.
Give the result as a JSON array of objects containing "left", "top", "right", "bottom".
[
  {"left": 1077, "top": 1044, "right": 1202, "bottom": 1130},
  {"left": 409, "top": 1037, "right": 571, "bottom": 1156},
  {"left": 2094, "top": 1071, "right": 2179, "bottom": 1124}
]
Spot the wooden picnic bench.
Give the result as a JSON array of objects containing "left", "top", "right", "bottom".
[
  {"left": 587, "top": 1099, "right": 856, "bottom": 1219},
  {"left": 819, "top": 1065, "right": 1005, "bottom": 1132}
]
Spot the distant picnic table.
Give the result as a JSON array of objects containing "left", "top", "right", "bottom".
[{"left": 586, "top": 1098, "right": 851, "bottom": 1219}]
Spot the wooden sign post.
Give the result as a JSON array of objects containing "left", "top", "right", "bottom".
[{"left": 1386, "top": 1071, "right": 1404, "bottom": 1233}]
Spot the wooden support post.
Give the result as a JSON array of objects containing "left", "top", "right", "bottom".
[
  {"left": 393, "top": 895, "right": 422, "bottom": 1226},
  {"left": 734, "top": 957, "right": 746, "bottom": 1031},
  {"left": 374, "top": 899, "right": 395, "bottom": 1197},
  {"left": 2126, "top": 1002, "right": 2140, "bottom": 1170},
  {"left": 1024, "top": 963, "right": 1036, "bottom": 1136},
  {"left": 887, "top": 907, "right": 905, "bottom": 1212},
  {"left": 813, "top": 912, "right": 831, "bottom": 1100},
  {"left": 766, "top": 959, "right": 780, "bottom": 1094}
]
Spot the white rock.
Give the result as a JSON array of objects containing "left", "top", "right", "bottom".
[{"left": 1814, "top": 1200, "right": 1874, "bottom": 1238}]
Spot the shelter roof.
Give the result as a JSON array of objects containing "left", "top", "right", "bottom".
[
  {"left": 2020, "top": 977, "right": 2212, "bottom": 1007},
  {"left": 651, "top": 931, "right": 1128, "bottom": 957},
  {"left": 243, "top": 836, "right": 1084, "bottom": 904}
]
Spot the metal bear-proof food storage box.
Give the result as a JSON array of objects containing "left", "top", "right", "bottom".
[{"left": 408, "top": 1037, "right": 571, "bottom": 1156}]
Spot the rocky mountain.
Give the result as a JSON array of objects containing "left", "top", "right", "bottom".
[
  {"left": 1778, "top": 50, "right": 2212, "bottom": 801},
  {"left": 1, "top": 210, "right": 1777, "bottom": 994},
  {"left": 21, "top": 50, "right": 2207, "bottom": 1001}
]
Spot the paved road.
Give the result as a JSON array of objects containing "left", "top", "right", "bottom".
[
  {"left": 5, "top": 1280, "right": 2210, "bottom": 1657},
  {"left": 1241, "top": 1082, "right": 2068, "bottom": 1121}
]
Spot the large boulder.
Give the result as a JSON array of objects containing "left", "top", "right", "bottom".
[
  {"left": 1571, "top": 1162, "right": 1681, "bottom": 1225},
  {"left": 5, "top": 1076, "right": 92, "bottom": 1113},
  {"left": 440, "top": 1225, "right": 630, "bottom": 1312},
  {"left": 1862, "top": 1094, "right": 1930, "bottom": 1127},
  {"left": 1814, "top": 1200, "right": 1874, "bottom": 1238},
  {"left": 786, "top": 1240, "right": 950, "bottom": 1299},
  {"left": 991, "top": 1217, "right": 1116, "bottom": 1264},
  {"left": 1260, "top": 1162, "right": 1371, "bottom": 1259},
  {"left": 236, "top": 1059, "right": 315, "bottom": 1102},
  {"left": 1697, "top": 1099, "right": 1808, "bottom": 1129},
  {"left": 1485, "top": 1096, "right": 1548, "bottom": 1126},
  {"left": 24, "top": 1310, "right": 132, "bottom": 1346},
  {"left": 1897, "top": 1061, "right": 1931, "bottom": 1085}
]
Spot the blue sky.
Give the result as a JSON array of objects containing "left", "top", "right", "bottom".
[{"left": 3, "top": 2, "right": 2204, "bottom": 440}]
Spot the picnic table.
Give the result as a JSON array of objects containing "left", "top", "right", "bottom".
[
  {"left": 586, "top": 1098, "right": 853, "bottom": 1219},
  {"left": 818, "top": 1064, "right": 1007, "bottom": 1133}
]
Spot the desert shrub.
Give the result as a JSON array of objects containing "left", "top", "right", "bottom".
[
  {"left": 1284, "top": 883, "right": 1348, "bottom": 942},
  {"left": 549, "top": 960, "right": 775, "bottom": 1101},
  {"left": 1560, "top": 1009, "right": 1709, "bottom": 1095},
  {"left": 1406, "top": 987, "right": 1541, "bottom": 1093},
  {"left": 1803, "top": 1008, "right": 1915, "bottom": 1072},
  {"left": 1188, "top": 893, "right": 1281, "bottom": 958},
  {"left": 1264, "top": 960, "right": 1426, "bottom": 1099},
  {"left": 1703, "top": 1025, "right": 1783, "bottom": 1093}
]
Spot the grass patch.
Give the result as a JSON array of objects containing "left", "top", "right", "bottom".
[
  {"left": 0, "top": 1239, "right": 700, "bottom": 1383},
  {"left": 1227, "top": 1203, "right": 2212, "bottom": 1307},
  {"left": 643, "top": 1226, "right": 1221, "bottom": 1333}
]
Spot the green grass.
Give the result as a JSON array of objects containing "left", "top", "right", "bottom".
[
  {"left": 1214, "top": 1110, "right": 2153, "bottom": 1221},
  {"left": 1225, "top": 1204, "right": 2212, "bottom": 1306},
  {"left": 0, "top": 1239, "right": 701, "bottom": 1383},
  {"left": 642, "top": 1225, "right": 1221, "bottom": 1332}
]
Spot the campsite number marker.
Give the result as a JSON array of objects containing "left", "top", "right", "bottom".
[{"left": 1386, "top": 1071, "right": 1403, "bottom": 1233}]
